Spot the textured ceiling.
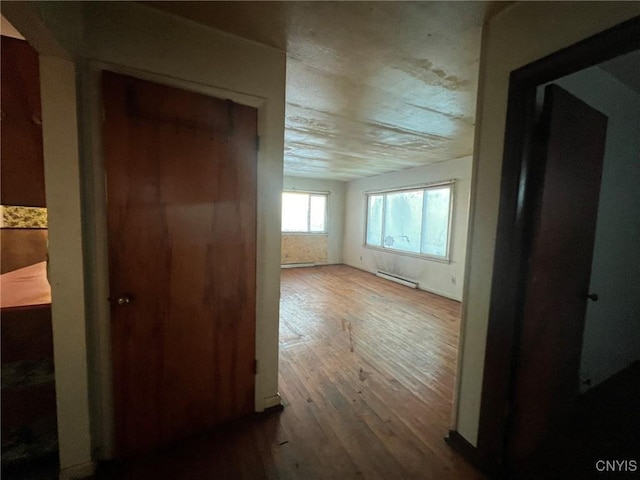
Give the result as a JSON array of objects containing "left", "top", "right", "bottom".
[{"left": 145, "top": 2, "right": 498, "bottom": 181}]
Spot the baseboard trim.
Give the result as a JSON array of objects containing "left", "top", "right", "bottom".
[
  {"left": 345, "top": 263, "right": 462, "bottom": 302},
  {"left": 260, "top": 402, "right": 285, "bottom": 415},
  {"left": 445, "top": 430, "right": 491, "bottom": 474},
  {"left": 263, "top": 393, "right": 282, "bottom": 410},
  {"left": 254, "top": 394, "right": 284, "bottom": 419},
  {"left": 579, "top": 359, "right": 640, "bottom": 399},
  {"left": 59, "top": 460, "right": 96, "bottom": 480}
]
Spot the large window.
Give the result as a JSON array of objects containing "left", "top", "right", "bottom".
[
  {"left": 282, "top": 191, "right": 327, "bottom": 233},
  {"left": 365, "top": 182, "right": 453, "bottom": 260}
]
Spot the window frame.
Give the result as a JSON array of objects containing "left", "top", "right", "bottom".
[
  {"left": 281, "top": 189, "right": 329, "bottom": 234},
  {"left": 363, "top": 180, "right": 455, "bottom": 263}
]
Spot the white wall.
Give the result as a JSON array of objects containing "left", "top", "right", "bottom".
[
  {"left": 456, "top": 2, "right": 640, "bottom": 446},
  {"left": 282, "top": 176, "right": 345, "bottom": 264},
  {"left": 343, "top": 156, "right": 472, "bottom": 301},
  {"left": 3, "top": 1, "right": 286, "bottom": 474},
  {"left": 552, "top": 67, "right": 640, "bottom": 391},
  {"left": 40, "top": 56, "right": 93, "bottom": 478}
]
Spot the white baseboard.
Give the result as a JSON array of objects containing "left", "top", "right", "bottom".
[
  {"left": 59, "top": 461, "right": 96, "bottom": 480},
  {"left": 263, "top": 393, "right": 282, "bottom": 409},
  {"left": 347, "top": 263, "right": 462, "bottom": 302},
  {"left": 418, "top": 285, "right": 461, "bottom": 302}
]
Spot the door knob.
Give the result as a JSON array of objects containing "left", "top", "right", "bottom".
[
  {"left": 586, "top": 293, "right": 599, "bottom": 302},
  {"left": 117, "top": 295, "right": 132, "bottom": 305}
]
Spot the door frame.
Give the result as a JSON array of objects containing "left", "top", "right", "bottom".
[
  {"left": 475, "top": 16, "right": 640, "bottom": 474},
  {"left": 79, "top": 60, "right": 269, "bottom": 460}
]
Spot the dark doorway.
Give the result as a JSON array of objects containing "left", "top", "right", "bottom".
[
  {"left": 506, "top": 84, "right": 608, "bottom": 471},
  {"left": 476, "top": 15, "right": 640, "bottom": 477}
]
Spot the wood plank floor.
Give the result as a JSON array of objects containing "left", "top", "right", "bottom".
[{"left": 95, "top": 265, "right": 483, "bottom": 480}]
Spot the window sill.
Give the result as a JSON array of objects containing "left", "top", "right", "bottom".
[{"left": 282, "top": 232, "right": 328, "bottom": 236}]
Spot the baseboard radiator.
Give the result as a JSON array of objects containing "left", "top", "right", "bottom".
[{"left": 375, "top": 270, "right": 418, "bottom": 289}]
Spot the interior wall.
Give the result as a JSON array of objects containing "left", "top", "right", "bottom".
[
  {"left": 40, "top": 55, "right": 92, "bottom": 476},
  {"left": 80, "top": 1, "right": 286, "bottom": 458},
  {"left": 550, "top": 66, "right": 640, "bottom": 391},
  {"left": 281, "top": 235, "right": 328, "bottom": 265},
  {"left": 3, "top": 1, "right": 286, "bottom": 471},
  {"left": 343, "top": 156, "right": 472, "bottom": 301},
  {"left": 456, "top": 2, "right": 640, "bottom": 446},
  {"left": 282, "top": 176, "right": 345, "bottom": 265}
]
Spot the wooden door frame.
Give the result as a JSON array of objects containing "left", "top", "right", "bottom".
[
  {"left": 473, "top": 16, "right": 640, "bottom": 475},
  {"left": 79, "top": 60, "right": 269, "bottom": 459}
]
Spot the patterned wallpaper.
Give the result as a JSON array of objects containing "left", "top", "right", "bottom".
[{"left": 0, "top": 206, "right": 48, "bottom": 229}]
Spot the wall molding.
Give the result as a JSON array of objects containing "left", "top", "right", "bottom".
[
  {"left": 58, "top": 460, "right": 96, "bottom": 480},
  {"left": 263, "top": 393, "right": 282, "bottom": 410}
]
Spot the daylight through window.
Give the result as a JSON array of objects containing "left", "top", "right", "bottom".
[
  {"left": 365, "top": 182, "right": 453, "bottom": 260},
  {"left": 282, "top": 191, "right": 328, "bottom": 233}
]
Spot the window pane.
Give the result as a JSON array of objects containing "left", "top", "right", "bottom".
[
  {"left": 421, "top": 187, "right": 451, "bottom": 257},
  {"left": 366, "top": 194, "right": 383, "bottom": 246},
  {"left": 309, "top": 195, "right": 327, "bottom": 232},
  {"left": 282, "top": 192, "right": 309, "bottom": 232},
  {"left": 384, "top": 190, "right": 423, "bottom": 253}
]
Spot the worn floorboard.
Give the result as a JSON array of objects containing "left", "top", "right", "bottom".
[{"left": 92, "top": 264, "right": 482, "bottom": 480}]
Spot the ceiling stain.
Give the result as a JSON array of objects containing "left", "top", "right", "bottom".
[
  {"left": 393, "top": 58, "right": 471, "bottom": 91},
  {"left": 144, "top": 1, "right": 490, "bottom": 181}
]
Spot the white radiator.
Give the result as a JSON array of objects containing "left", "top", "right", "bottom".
[{"left": 375, "top": 270, "right": 418, "bottom": 289}]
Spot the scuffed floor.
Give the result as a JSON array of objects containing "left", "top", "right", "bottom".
[{"left": 93, "top": 265, "right": 483, "bottom": 479}]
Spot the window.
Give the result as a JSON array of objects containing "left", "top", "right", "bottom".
[
  {"left": 365, "top": 182, "right": 453, "bottom": 260},
  {"left": 282, "top": 191, "right": 327, "bottom": 233}
]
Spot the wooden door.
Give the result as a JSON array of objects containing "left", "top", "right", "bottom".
[
  {"left": 506, "top": 85, "right": 608, "bottom": 469},
  {"left": 103, "top": 72, "right": 257, "bottom": 457}
]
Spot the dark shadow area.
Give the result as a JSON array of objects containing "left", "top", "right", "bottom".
[
  {"left": 93, "top": 412, "right": 283, "bottom": 480},
  {"left": 522, "top": 361, "right": 640, "bottom": 479},
  {"left": 1, "top": 453, "right": 59, "bottom": 480}
]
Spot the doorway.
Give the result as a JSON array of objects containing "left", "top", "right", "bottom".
[
  {"left": 513, "top": 50, "right": 640, "bottom": 479},
  {"left": 477, "top": 16, "right": 640, "bottom": 477}
]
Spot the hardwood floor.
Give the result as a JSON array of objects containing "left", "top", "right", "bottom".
[
  {"left": 277, "top": 265, "right": 480, "bottom": 480},
  {"left": 94, "top": 264, "right": 483, "bottom": 480}
]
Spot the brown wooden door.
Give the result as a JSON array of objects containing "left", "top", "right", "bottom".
[
  {"left": 103, "top": 71, "right": 257, "bottom": 457},
  {"left": 507, "top": 85, "right": 608, "bottom": 469}
]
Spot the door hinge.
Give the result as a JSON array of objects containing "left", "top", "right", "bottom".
[
  {"left": 256, "top": 135, "right": 260, "bottom": 151},
  {"left": 253, "top": 359, "right": 258, "bottom": 375}
]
